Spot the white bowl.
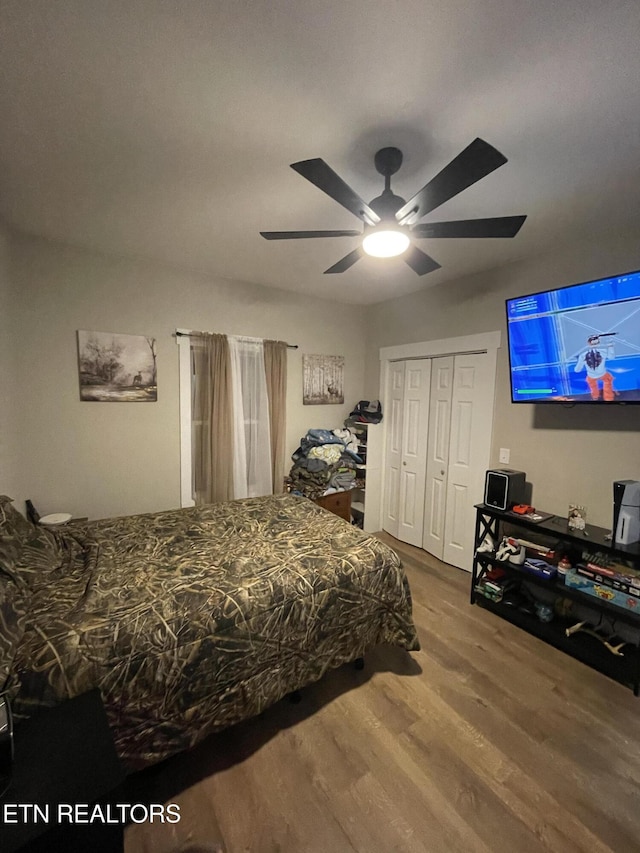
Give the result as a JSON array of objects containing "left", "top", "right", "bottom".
[{"left": 39, "top": 512, "right": 72, "bottom": 526}]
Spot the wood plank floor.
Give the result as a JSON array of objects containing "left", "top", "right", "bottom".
[{"left": 123, "top": 534, "right": 640, "bottom": 853}]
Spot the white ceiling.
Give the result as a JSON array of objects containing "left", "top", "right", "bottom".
[{"left": 1, "top": 0, "right": 639, "bottom": 305}]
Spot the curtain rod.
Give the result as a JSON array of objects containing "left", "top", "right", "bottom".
[{"left": 175, "top": 330, "right": 298, "bottom": 349}]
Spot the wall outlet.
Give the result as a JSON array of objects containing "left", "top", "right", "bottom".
[{"left": 499, "top": 448, "right": 510, "bottom": 464}]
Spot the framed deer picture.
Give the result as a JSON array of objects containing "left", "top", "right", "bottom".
[
  {"left": 302, "top": 354, "right": 344, "bottom": 405},
  {"left": 77, "top": 330, "right": 158, "bottom": 402}
]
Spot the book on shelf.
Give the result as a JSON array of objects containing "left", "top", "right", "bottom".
[
  {"left": 580, "top": 553, "right": 640, "bottom": 578},
  {"left": 506, "top": 510, "right": 555, "bottom": 523},
  {"left": 576, "top": 564, "right": 640, "bottom": 594}
]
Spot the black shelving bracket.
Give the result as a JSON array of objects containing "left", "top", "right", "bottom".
[{"left": 471, "top": 510, "right": 500, "bottom": 605}]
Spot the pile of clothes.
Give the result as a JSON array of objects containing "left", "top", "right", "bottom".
[{"left": 286, "top": 428, "right": 363, "bottom": 500}]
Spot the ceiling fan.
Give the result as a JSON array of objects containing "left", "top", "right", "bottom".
[{"left": 260, "top": 139, "right": 526, "bottom": 275}]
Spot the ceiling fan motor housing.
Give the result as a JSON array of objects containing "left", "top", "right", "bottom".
[
  {"left": 374, "top": 147, "right": 403, "bottom": 177},
  {"left": 369, "top": 189, "right": 406, "bottom": 220}
]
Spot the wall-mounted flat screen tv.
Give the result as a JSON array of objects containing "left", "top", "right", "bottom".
[{"left": 506, "top": 268, "right": 640, "bottom": 403}]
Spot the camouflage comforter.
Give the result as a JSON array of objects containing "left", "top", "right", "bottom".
[{"left": 11, "top": 494, "right": 419, "bottom": 770}]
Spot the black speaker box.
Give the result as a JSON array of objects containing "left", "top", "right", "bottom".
[{"left": 484, "top": 469, "right": 526, "bottom": 511}]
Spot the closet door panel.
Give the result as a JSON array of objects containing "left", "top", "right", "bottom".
[
  {"left": 397, "top": 359, "right": 431, "bottom": 547},
  {"left": 450, "top": 400, "right": 473, "bottom": 466},
  {"left": 403, "top": 399, "right": 421, "bottom": 457},
  {"left": 389, "top": 397, "right": 403, "bottom": 454},
  {"left": 445, "top": 482, "right": 468, "bottom": 550},
  {"left": 400, "top": 471, "right": 418, "bottom": 527},
  {"left": 433, "top": 400, "right": 450, "bottom": 462},
  {"left": 443, "top": 352, "right": 494, "bottom": 570},
  {"left": 383, "top": 361, "right": 406, "bottom": 538},
  {"left": 386, "top": 465, "right": 400, "bottom": 531},
  {"left": 445, "top": 399, "right": 473, "bottom": 551},
  {"left": 423, "top": 356, "right": 453, "bottom": 559},
  {"left": 426, "top": 476, "right": 446, "bottom": 541}
]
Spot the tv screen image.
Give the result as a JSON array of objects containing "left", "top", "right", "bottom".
[{"left": 506, "top": 268, "right": 640, "bottom": 404}]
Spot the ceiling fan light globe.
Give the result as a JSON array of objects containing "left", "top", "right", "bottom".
[{"left": 362, "top": 228, "right": 410, "bottom": 258}]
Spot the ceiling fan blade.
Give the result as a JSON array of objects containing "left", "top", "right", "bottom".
[
  {"left": 396, "top": 139, "right": 508, "bottom": 226},
  {"left": 411, "top": 215, "right": 527, "bottom": 239},
  {"left": 291, "top": 159, "right": 381, "bottom": 226},
  {"left": 404, "top": 246, "right": 441, "bottom": 276},
  {"left": 261, "top": 229, "right": 361, "bottom": 240},
  {"left": 324, "top": 248, "right": 363, "bottom": 274}
]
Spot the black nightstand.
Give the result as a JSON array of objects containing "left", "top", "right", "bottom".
[{"left": 0, "top": 690, "right": 124, "bottom": 852}]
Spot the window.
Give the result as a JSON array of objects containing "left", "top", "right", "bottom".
[{"left": 177, "top": 331, "right": 286, "bottom": 506}]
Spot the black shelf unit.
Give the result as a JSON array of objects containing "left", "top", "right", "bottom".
[
  {"left": 474, "top": 594, "right": 640, "bottom": 691},
  {"left": 472, "top": 504, "right": 640, "bottom": 695}
]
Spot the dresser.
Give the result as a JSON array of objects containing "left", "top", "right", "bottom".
[{"left": 313, "top": 490, "right": 352, "bottom": 522}]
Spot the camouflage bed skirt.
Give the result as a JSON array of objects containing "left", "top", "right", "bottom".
[{"left": 10, "top": 494, "right": 419, "bottom": 770}]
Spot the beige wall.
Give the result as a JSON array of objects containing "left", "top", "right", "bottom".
[
  {"left": 6, "top": 231, "right": 366, "bottom": 519},
  {"left": 365, "top": 231, "right": 640, "bottom": 529},
  {"left": 0, "top": 223, "right": 20, "bottom": 499},
  {"left": 6, "top": 226, "right": 639, "bottom": 530}
]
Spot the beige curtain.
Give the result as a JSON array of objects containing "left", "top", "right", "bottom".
[
  {"left": 192, "top": 333, "right": 234, "bottom": 504},
  {"left": 264, "top": 340, "right": 288, "bottom": 494}
]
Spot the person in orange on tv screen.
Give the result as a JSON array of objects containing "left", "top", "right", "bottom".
[{"left": 574, "top": 333, "right": 616, "bottom": 401}]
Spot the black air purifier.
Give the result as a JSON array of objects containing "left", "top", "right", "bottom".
[{"left": 484, "top": 469, "right": 526, "bottom": 511}]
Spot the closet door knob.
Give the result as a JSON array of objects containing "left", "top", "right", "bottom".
[{"left": 441, "top": 469, "right": 445, "bottom": 475}]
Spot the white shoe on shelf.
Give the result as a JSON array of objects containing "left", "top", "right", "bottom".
[
  {"left": 496, "top": 536, "right": 525, "bottom": 565},
  {"left": 476, "top": 533, "right": 495, "bottom": 555}
]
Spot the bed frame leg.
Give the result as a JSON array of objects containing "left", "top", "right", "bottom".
[
  {"left": 288, "top": 690, "right": 302, "bottom": 703},
  {"left": 354, "top": 657, "right": 365, "bottom": 670}
]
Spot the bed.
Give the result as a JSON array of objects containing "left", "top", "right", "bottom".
[{"left": 0, "top": 493, "right": 419, "bottom": 771}]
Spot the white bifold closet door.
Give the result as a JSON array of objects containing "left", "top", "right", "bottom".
[
  {"left": 383, "top": 359, "right": 431, "bottom": 547},
  {"left": 423, "top": 352, "right": 494, "bottom": 570},
  {"left": 423, "top": 357, "right": 455, "bottom": 559}
]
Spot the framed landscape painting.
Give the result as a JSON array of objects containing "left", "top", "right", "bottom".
[
  {"left": 77, "top": 330, "right": 157, "bottom": 402},
  {"left": 303, "top": 354, "right": 344, "bottom": 405}
]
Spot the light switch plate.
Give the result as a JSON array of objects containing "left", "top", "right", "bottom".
[{"left": 499, "top": 448, "right": 510, "bottom": 464}]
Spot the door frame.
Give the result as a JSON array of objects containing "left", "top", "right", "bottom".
[{"left": 377, "top": 331, "right": 501, "bottom": 539}]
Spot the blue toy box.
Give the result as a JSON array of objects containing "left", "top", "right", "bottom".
[{"left": 564, "top": 570, "right": 640, "bottom": 613}]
